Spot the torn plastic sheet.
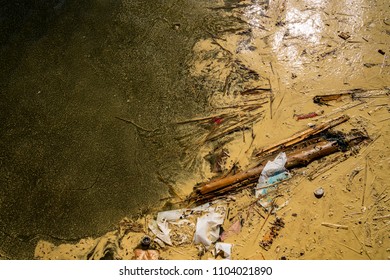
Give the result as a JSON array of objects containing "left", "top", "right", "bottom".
[
  {"left": 215, "top": 242, "right": 232, "bottom": 259},
  {"left": 220, "top": 219, "right": 242, "bottom": 241},
  {"left": 150, "top": 202, "right": 226, "bottom": 248},
  {"left": 194, "top": 211, "right": 224, "bottom": 249},
  {"left": 157, "top": 209, "right": 187, "bottom": 222},
  {"left": 255, "top": 152, "right": 290, "bottom": 210},
  {"left": 148, "top": 220, "right": 172, "bottom": 246},
  {"left": 258, "top": 152, "right": 288, "bottom": 183},
  {"left": 156, "top": 202, "right": 216, "bottom": 222}
]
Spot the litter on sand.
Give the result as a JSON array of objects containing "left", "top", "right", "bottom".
[
  {"left": 148, "top": 202, "right": 227, "bottom": 250},
  {"left": 215, "top": 242, "right": 233, "bottom": 259},
  {"left": 255, "top": 152, "right": 291, "bottom": 210},
  {"left": 194, "top": 211, "right": 224, "bottom": 249}
]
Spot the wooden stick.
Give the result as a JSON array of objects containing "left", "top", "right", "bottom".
[
  {"left": 333, "top": 240, "right": 362, "bottom": 255},
  {"left": 373, "top": 214, "right": 390, "bottom": 220},
  {"left": 321, "top": 222, "right": 349, "bottom": 230},
  {"left": 315, "top": 101, "right": 364, "bottom": 121},
  {"left": 313, "top": 88, "right": 389, "bottom": 105},
  {"left": 198, "top": 165, "right": 264, "bottom": 195},
  {"left": 379, "top": 117, "right": 390, "bottom": 122},
  {"left": 115, "top": 116, "right": 158, "bottom": 133},
  {"left": 254, "top": 115, "right": 349, "bottom": 157},
  {"left": 351, "top": 229, "right": 372, "bottom": 260},
  {"left": 362, "top": 158, "right": 368, "bottom": 207}
]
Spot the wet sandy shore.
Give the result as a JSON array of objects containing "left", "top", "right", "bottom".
[{"left": 2, "top": 0, "right": 390, "bottom": 259}]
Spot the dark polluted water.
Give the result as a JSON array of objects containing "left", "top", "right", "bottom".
[{"left": 0, "top": 0, "right": 210, "bottom": 259}]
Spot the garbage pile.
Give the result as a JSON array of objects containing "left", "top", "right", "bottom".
[
  {"left": 34, "top": 113, "right": 370, "bottom": 260},
  {"left": 149, "top": 202, "right": 231, "bottom": 258}
]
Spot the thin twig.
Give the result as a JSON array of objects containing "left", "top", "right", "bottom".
[
  {"left": 373, "top": 214, "right": 390, "bottom": 220},
  {"left": 176, "top": 112, "right": 234, "bottom": 124},
  {"left": 379, "top": 117, "right": 390, "bottom": 122},
  {"left": 211, "top": 39, "right": 233, "bottom": 55},
  {"left": 321, "top": 222, "right": 349, "bottom": 230},
  {"left": 115, "top": 116, "right": 158, "bottom": 133},
  {"left": 364, "top": 181, "right": 389, "bottom": 221},
  {"left": 309, "top": 154, "right": 347, "bottom": 180},
  {"left": 362, "top": 157, "right": 368, "bottom": 207},
  {"left": 169, "top": 248, "right": 186, "bottom": 256},
  {"left": 269, "top": 94, "right": 274, "bottom": 119},
  {"left": 351, "top": 229, "right": 372, "bottom": 260},
  {"left": 332, "top": 240, "right": 362, "bottom": 255},
  {"left": 315, "top": 101, "right": 364, "bottom": 120},
  {"left": 253, "top": 204, "right": 274, "bottom": 245}
]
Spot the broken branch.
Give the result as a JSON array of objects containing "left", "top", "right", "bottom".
[{"left": 254, "top": 115, "right": 349, "bottom": 158}]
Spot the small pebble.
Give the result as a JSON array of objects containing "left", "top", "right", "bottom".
[
  {"left": 141, "top": 236, "right": 151, "bottom": 248},
  {"left": 314, "top": 187, "right": 324, "bottom": 198}
]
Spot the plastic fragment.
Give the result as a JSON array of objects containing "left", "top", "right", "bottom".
[
  {"left": 215, "top": 243, "right": 232, "bottom": 259},
  {"left": 194, "top": 211, "right": 224, "bottom": 249},
  {"left": 255, "top": 152, "right": 290, "bottom": 210}
]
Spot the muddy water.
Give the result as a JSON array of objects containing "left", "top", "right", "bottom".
[
  {"left": 0, "top": 0, "right": 211, "bottom": 259},
  {"left": 3, "top": 0, "right": 390, "bottom": 260}
]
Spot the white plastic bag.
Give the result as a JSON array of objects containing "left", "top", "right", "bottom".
[
  {"left": 194, "top": 211, "right": 224, "bottom": 248},
  {"left": 258, "top": 152, "right": 287, "bottom": 185},
  {"left": 148, "top": 220, "right": 172, "bottom": 246}
]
